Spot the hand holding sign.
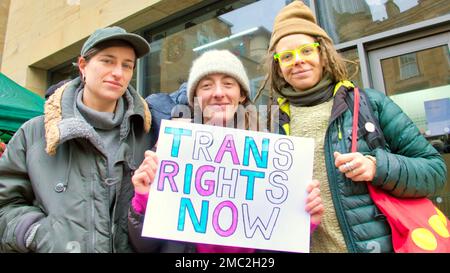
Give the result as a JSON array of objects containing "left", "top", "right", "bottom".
[
  {"left": 305, "top": 179, "right": 324, "bottom": 228},
  {"left": 132, "top": 150, "right": 159, "bottom": 194}
]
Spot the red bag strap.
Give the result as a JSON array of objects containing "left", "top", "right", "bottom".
[{"left": 351, "top": 87, "right": 360, "bottom": 153}]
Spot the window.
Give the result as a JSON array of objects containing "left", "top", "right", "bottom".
[
  {"left": 317, "top": 0, "right": 450, "bottom": 43},
  {"left": 48, "top": 58, "right": 78, "bottom": 87},
  {"left": 140, "top": 0, "right": 289, "bottom": 104},
  {"left": 369, "top": 35, "right": 450, "bottom": 217},
  {"left": 375, "top": 43, "right": 450, "bottom": 136},
  {"left": 379, "top": 45, "right": 449, "bottom": 96},
  {"left": 399, "top": 53, "right": 419, "bottom": 80}
]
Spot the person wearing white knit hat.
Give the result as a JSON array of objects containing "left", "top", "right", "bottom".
[
  {"left": 128, "top": 48, "right": 326, "bottom": 253},
  {"left": 129, "top": 49, "right": 256, "bottom": 252},
  {"left": 186, "top": 49, "right": 251, "bottom": 127},
  {"left": 187, "top": 50, "right": 250, "bottom": 105}
]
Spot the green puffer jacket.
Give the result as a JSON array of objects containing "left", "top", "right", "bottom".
[
  {"left": 0, "top": 77, "right": 153, "bottom": 252},
  {"left": 275, "top": 83, "right": 447, "bottom": 253}
]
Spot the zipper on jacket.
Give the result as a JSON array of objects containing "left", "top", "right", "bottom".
[
  {"left": 109, "top": 140, "right": 128, "bottom": 253},
  {"left": 105, "top": 160, "right": 114, "bottom": 253},
  {"left": 111, "top": 204, "right": 117, "bottom": 252},
  {"left": 90, "top": 175, "right": 96, "bottom": 252},
  {"left": 337, "top": 119, "right": 343, "bottom": 140},
  {"left": 104, "top": 158, "right": 118, "bottom": 253},
  {"left": 110, "top": 180, "right": 120, "bottom": 253},
  {"left": 325, "top": 117, "right": 357, "bottom": 252}
]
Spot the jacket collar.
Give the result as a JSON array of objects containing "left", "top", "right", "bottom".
[{"left": 274, "top": 81, "right": 356, "bottom": 135}]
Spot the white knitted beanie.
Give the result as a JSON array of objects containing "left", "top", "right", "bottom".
[{"left": 187, "top": 50, "right": 251, "bottom": 106}]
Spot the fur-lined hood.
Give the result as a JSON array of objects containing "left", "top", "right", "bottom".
[{"left": 44, "top": 77, "right": 151, "bottom": 155}]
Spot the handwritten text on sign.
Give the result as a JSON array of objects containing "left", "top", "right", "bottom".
[{"left": 142, "top": 120, "right": 314, "bottom": 253}]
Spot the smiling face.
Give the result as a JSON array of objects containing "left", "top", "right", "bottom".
[
  {"left": 78, "top": 45, "right": 136, "bottom": 112},
  {"left": 275, "top": 34, "right": 323, "bottom": 92},
  {"left": 195, "top": 73, "right": 245, "bottom": 126}
]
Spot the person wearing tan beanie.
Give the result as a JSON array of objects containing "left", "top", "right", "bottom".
[
  {"left": 268, "top": 0, "right": 331, "bottom": 52},
  {"left": 261, "top": 0, "right": 446, "bottom": 253}
]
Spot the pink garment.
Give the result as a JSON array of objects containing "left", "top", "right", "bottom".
[
  {"left": 310, "top": 222, "right": 318, "bottom": 233},
  {"left": 131, "top": 192, "right": 149, "bottom": 214}
]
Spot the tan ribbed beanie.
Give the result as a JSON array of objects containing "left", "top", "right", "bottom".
[{"left": 269, "top": 1, "right": 332, "bottom": 51}]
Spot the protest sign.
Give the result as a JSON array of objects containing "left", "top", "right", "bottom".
[{"left": 142, "top": 119, "right": 314, "bottom": 253}]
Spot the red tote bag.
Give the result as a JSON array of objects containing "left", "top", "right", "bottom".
[
  {"left": 351, "top": 88, "right": 450, "bottom": 253},
  {"left": 367, "top": 183, "right": 450, "bottom": 252}
]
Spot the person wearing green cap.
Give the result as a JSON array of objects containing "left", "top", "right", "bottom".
[
  {"left": 259, "top": 1, "right": 447, "bottom": 253},
  {"left": 0, "top": 26, "right": 155, "bottom": 252}
]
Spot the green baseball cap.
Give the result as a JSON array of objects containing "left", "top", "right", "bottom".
[{"left": 81, "top": 26, "right": 150, "bottom": 58}]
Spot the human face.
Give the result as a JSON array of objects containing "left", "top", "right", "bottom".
[
  {"left": 275, "top": 34, "right": 323, "bottom": 92},
  {"left": 78, "top": 46, "right": 136, "bottom": 112},
  {"left": 195, "top": 73, "right": 245, "bottom": 126}
]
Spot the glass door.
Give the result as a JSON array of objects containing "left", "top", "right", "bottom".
[{"left": 368, "top": 32, "right": 450, "bottom": 217}]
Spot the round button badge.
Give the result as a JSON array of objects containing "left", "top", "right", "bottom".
[{"left": 365, "top": 122, "right": 375, "bottom": 133}]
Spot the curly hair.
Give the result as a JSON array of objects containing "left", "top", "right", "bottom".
[{"left": 265, "top": 36, "right": 348, "bottom": 96}]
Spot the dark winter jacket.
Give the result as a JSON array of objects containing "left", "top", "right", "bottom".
[
  {"left": 0, "top": 77, "right": 153, "bottom": 252},
  {"left": 146, "top": 82, "right": 189, "bottom": 145},
  {"left": 274, "top": 82, "right": 447, "bottom": 253}
]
